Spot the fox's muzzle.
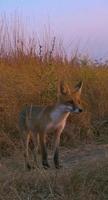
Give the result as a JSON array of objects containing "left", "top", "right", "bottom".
[
  {"left": 79, "top": 108, "right": 83, "bottom": 113},
  {"left": 72, "top": 107, "right": 83, "bottom": 113}
]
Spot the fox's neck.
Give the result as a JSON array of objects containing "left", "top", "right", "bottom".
[{"left": 50, "top": 104, "right": 70, "bottom": 124}]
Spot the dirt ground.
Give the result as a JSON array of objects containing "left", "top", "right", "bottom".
[
  {"left": 0, "top": 144, "right": 108, "bottom": 173},
  {"left": 0, "top": 144, "right": 108, "bottom": 200}
]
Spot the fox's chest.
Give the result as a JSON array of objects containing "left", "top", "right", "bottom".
[{"left": 46, "top": 108, "right": 70, "bottom": 131}]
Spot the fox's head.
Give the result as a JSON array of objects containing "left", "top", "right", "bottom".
[{"left": 58, "top": 81, "right": 83, "bottom": 113}]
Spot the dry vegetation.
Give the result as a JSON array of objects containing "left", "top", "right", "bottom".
[
  {"left": 0, "top": 15, "right": 108, "bottom": 199},
  {"left": 0, "top": 152, "right": 108, "bottom": 200}
]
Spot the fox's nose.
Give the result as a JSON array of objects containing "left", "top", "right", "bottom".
[{"left": 79, "top": 108, "right": 83, "bottom": 112}]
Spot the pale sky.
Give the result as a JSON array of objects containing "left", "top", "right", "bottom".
[{"left": 0, "top": 0, "right": 108, "bottom": 60}]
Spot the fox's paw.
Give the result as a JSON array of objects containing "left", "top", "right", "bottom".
[{"left": 43, "top": 162, "right": 50, "bottom": 169}]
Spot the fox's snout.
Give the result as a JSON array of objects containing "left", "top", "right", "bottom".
[
  {"left": 66, "top": 105, "right": 83, "bottom": 113},
  {"left": 79, "top": 108, "right": 83, "bottom": 113},
  {"left": 72, "top": 107, "right": 83, "bottom": 113}
]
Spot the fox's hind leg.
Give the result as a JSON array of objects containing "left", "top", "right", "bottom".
[
  {"left": 31, "top": 133, "right": 40, "bottom": 168},
  {"left": 21, "top": 131, "right": 32, "bottom": 170},
  {"left": 26, "top": 132, "right": 34, "bottom": 170}
]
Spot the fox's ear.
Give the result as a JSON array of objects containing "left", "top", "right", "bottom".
[
  {"left": 74, "top": 81, "right": 83, "bottom": 96},
  {"left": 59, "top": 81, "right": 67, "bottom": 95},
  {"left": 58, "top": 81, "right": 70, "bottom": 95}
]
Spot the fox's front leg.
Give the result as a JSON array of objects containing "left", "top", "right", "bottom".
[
  {"left": 53, "top": 129, "right": 62, "bottom": 169},
  {"left": 40, "top": 133, "right": 50, "bottom": 169}
]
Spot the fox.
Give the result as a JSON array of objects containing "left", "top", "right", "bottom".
[{"left": 19, "top": 81, "right": 83, "bottom": 169}]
